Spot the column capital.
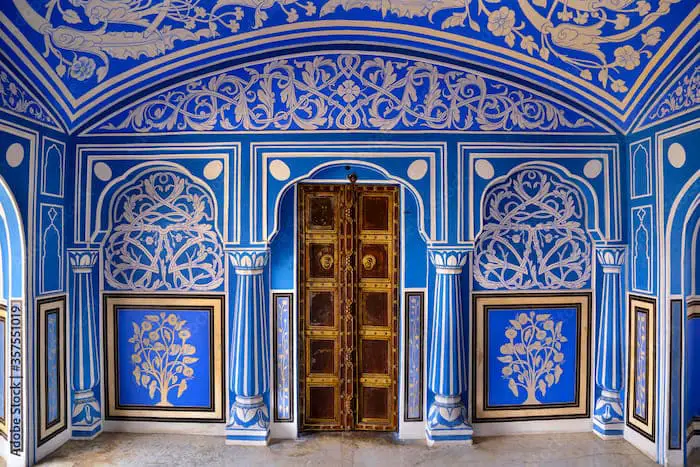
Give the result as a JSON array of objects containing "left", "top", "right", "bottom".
[
  {"left": 229, "top": 248, "right": 269, "bottom": 275},
  {"left": 428, "top": 247, "right": 470, "bottom": 275},
  {"left": 596, "top": 246, "right": 626, "bottom": 273},
  {"left": 68, "top": 249, "right": 99, "bottom": 273}
]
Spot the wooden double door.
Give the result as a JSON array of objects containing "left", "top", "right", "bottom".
[{"left": 298, "top": 183, "right": 399, "bottom": 432}]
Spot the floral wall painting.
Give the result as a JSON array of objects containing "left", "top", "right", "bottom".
[
  {"left": 37, "top": 296, "right": 67, "bottom": 446},
  {"left": 626, "top": 295, "right": 656, "bottom": 442},
  {"left": 473, "top": 167, "right": 593, "bottom": 291},
  {"left": 104, "top": 295, "right": 224, "bottom": 422},
  {"left": 473, "top": 293, "right": 591, "bottom": 422}
]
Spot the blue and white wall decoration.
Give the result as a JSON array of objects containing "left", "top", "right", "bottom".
[
  {"left": 36, "top": 296, "right": 67, "bottom": 446},
  {"left": 627, "top": 295, "right": 656, "bottom": 442},
  {"left": 473, "top": 293, "right": 591, "bottom": 421},
  {"left": 472, "top": 166, "right": 593, "bottom": 290},
  {"left": 404, "top": 291, "right": 424, "bottom": 422},
  {"left": 85, "top": 53, "right": 610, "bottom": 135},
  {"left": 103, "top": 170, "right": 225, "bottom": 291},
  {"left": 273, "top": 293, "right": 293, "bottom": 423},
  {"left": 103, "top": 294, "right": 225, "bottom": 421}
]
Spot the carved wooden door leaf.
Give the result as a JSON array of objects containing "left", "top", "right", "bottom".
[{"left": 298, "top": 184, "right": 399, "bottom": 432}]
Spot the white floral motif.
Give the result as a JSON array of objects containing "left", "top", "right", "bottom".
[
  {"left": 104, "top": 170, "right": 224, "bottom": 291},
  {"left": 0, "top": 66, "right": 58, "bottom": 126},
  {"left": 99, "top": 54, "right": 596, "bottom": 132},
  {"left": 473, "top": 168, "right": 592, "bottom": 290},
  {"left": 12, "top": 0, "right": 677, "bottom": 94},
  {"left": 646, "top": 64, "right": 700, "bottom": 122}
]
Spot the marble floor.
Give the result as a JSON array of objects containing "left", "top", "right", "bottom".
[{"left": 37, "top": 431, "right": 664, "bottom": 466}]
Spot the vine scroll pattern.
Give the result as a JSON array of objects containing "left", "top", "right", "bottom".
[
  {"left": 474, "top": 168, "right": 592, "bottom": 290},
  {"left": 104, "top": 170, "right": 224, "bottom": 291},
  {"left": 98, "top": 54, "right": 599, "bottom": 133}
]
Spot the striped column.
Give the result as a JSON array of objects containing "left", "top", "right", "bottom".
[
  {"left": 227, "top": 248, "right": 270, "bottom": 446},
  {"left": 68, "top": 249, "right": 102, "bottom": 438},
  {"left": 426, "top": 248, "right": 472, "bottom": 446},
  {"left": 593, "top": 246, "right": 626, "bottom": 439}
]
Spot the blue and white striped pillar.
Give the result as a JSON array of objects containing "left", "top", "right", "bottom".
[
  {"left": 227, "top": 248, "right": 270, "bottom": 446},
  {"left": 426, "top": 247, "right": 472, "bottom": 446},
  {"left": 593, "top": 246, "right": 626, "bottom": 439},
  {"left": 68, "top": 249, "right": 102, "bottom": 439}
]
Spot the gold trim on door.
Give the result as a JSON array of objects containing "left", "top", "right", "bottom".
[{"left": 298, "top": 183, "right": 399, "bottom": 432}]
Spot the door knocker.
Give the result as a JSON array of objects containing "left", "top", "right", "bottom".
[
  {"left": 320, "top": 253, "right": 334, "bottom": 270},
  {"left": 362, "top": 254, "right": 377, "bottom": 271}
]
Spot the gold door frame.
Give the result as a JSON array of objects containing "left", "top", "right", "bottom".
[{"left": 297, "top": 182, "right": 400, "bottom": 432}]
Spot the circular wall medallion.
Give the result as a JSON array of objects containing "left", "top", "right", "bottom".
[
  {"left": 204, "top": 160, "right": 223, "bottom": 180},
  {"left": 668, "top": 143, "right": 686, "bottom": 168},
  {"left": 93, "top": 162, "right": 112, "bottom": 181},
  {"left": 583, "top": 159, "right": 602, "bottom": 179},
  {"left": 407, "top": 159, "right": 428, "bottom": 180},
  {"left": 5, "top": 143, "right": 24, "bottom": 168},
  {"left": 474, "top": 159, "right": 494, "bottom": 180},
  {"left": 269, "top": 159, "right": 291, "bottom": 181}
]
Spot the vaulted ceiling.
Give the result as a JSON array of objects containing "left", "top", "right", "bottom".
[{"left": 0, "top": 0, "right": 697, "bottom": 133}]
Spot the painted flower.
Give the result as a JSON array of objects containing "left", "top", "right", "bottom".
[
  {"left": 505, "top": 329, "right": 517, "bottom": 340},
  {"left": 502, "top": 366, "right": 513, "bottom": 376},
  {"left": 70, "top": 57, "right": 96, "bottom": 81},
  {"left": 337, "top": 79, "right": 361, "bottom": 103},
  {"left": 614, "top": 45, "right": 641, "bottom": 70},
  {"left": 167, "top": 313, "right": 178, "bottom": 325},
  {"left": 642, "top": 27, "right": 663, "bottom": 46},
  {"left": 611, "top": 79, "right": 629, "bottom": 93},
  {"left": 179, "top": 329, "right": 191, "bottom": 339},
  {"left": 183, "top": 367, "right": 194, "bottom": 377},
  {"left": 636, "top": 1, "right": 651, "bottom": 15},
  {"left": 488, "top": 7, "right": 516, "bottom": 37}
]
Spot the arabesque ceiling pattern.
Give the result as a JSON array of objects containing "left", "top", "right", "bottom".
[{"left": 0, "top": 0, "right": 697, "bottom": 132}]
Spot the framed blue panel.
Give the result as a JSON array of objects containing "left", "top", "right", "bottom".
[
  {"left": 39, "top": 204, "right": 64, "bottom": 295},
  {"left": 627, "top": 295, "right": 656, "bottom": 441},
  {"left": 273, "top": 293, "right": 293, "bottom": 422},
  {"left": 404, "top": 291, "right": 424, "bottom": 422},
  {"left": 668, "top": 299, "right": 682, "bottom": 450},
  {"left": 473, "top": 293, "right": 591, "bottom": 421},
  {"left": 104, "top": 295, "right": 225, "bottom": 422},
  {"left": 36, "top": 296, "right": 67, "bottom": 445}
]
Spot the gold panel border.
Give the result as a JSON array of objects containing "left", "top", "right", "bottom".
[
  {"left": 473, "top": 292, "right": 591, "bottom": 422},
  {"left": 103, "top": 294, "right": 225, "bottom": 422}
]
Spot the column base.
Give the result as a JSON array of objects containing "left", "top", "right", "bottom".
[
  {"left": 71, "top": 421, "right": 103, "bottom": 439},
  {"left": 226, "top": 395, "right": 270, "bottom": 446},
  {"left": 593, "top": 390, "right": 624, "bottom": 439},
  {"left": 71, "top": 389, "right": 102, "bottom": 439},
  {"left": 426, "top": 395, "right": 473, "bottom": 446}
]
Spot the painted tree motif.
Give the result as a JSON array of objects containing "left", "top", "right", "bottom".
[
  {"left": 129, "top": 312, "right": 197, "bottom": 406},
  {"left": 498, "top": 311, "right": 566, "bottom": 405}
]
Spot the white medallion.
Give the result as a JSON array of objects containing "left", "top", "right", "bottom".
[
  {"left": 269, "top": 159, "right": 291, "bottom": 181},
  {"left": 407, "top": 160, "right": 428, "bottom": 180},
  {"left": 5, "top": 143, "right": 24, "bottom": 168}
]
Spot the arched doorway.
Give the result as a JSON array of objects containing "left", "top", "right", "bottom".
[
  {"left": 267, "top": 161, "right": 429, "bottom": 438},
  {"left": 0, "top": 174, "right": 27, "bottom": 464}
]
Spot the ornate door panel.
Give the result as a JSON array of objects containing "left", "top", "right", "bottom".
[
  {"left": 355, "top": 188, "right": 399, "bottom": 431},
  {"left": 298, "top": 184, "right": 398, "bottom": 432}
]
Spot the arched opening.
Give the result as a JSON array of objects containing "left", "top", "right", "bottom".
[
  {"left": 268, "top": 161, "right": 428, "bottom": 438},
  {"left": 0, "top": 174, "right": 27, "bottom": 463}
]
